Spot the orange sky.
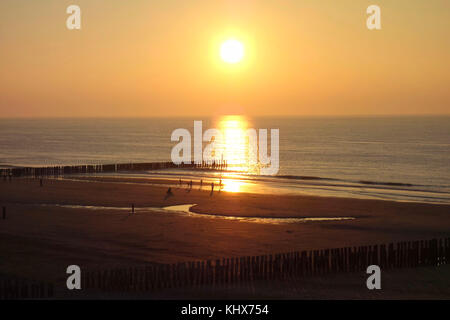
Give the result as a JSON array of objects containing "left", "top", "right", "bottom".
[{"left": 0, "top": 0, "right": 449, "bottom": 117}]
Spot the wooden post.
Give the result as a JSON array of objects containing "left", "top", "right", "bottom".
[
  {"left": 444, "top": 238, "right": 450, "bottom": 264},
  {"left": 208, "top": 260, "right": 213, "bottom": 285},
  {"left": 419, "top": 240, "right": 423, "bottom": 266},
  {"left": 312, "top": 250, "right": 317, "bottom": 275},
  {"left": 432, "top": 239, "right": 438, "bottom": 266},
  {"left": 225, "top": 258, "right": 229, "bottom": 286},
  {"left": 374, "top": 245, "right": 379, "bottom": 266},
  {"left": 325, "top": 249, "right": 330, "bottom": 274},
  {"left": 229, "top": 258, "right": 234, "bottom": 286},
  {"left": 200, "top": 261, "right": 205, "bottom": 286},
  {"left": 215, "top": 259, "right": 220, "bottom": 286},
  {"left": 268, "top": 255, "right": 273, "bottom": 279},
  {"left": 303, "top": 251, "right": 308, "bottom": 276},
  {"left": 143, "top": 267, "right": 149, "bottom": 291},
  {"left": 246, "top": 256, "right": 251, "bottom": 282}
]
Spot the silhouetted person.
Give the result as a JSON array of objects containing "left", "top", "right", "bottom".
[
  {"left": 179, "top": 178, "right": 182, "bottom": 186},
  {"left": 210, "top": 182, "right": 214, "bottom": 196},
  {"left": 199, "top": 179, "right": 203, "bottom": 189},
  {"left": 189, "top": 180, "right": 193, "bottom": 189},
  {"left": 131, "top": 204, "right": 135, "bottom": 214},
  {"left": 165, "top": 187, "right": 174, "bottom": 199}
]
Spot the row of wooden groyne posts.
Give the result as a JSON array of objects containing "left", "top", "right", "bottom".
[
  {"left": 0, "top": 237, "right": 449, "bottom": 298},
  {"left": 0, "top": 161, "right": 228, "bottom": 178},
  {"left": 80, "top": 237, "right": 450, "bottom": 292}
]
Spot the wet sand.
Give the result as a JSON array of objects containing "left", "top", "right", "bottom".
[{"left": 0, "top": 177, "right": 449, "bottom": 298}]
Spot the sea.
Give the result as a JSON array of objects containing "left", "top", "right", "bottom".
[{"left": 0, "top": 116, "right": 449, "bottom": 204}]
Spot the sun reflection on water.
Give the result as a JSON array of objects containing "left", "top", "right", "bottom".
[
  {"left": 204, "top": 115, "right": 262, "bottom": 193},
  {"left": 221, "top": 178, "right": 246, "bottom": 193},
  {"left": 215, "top": 115, "right": 257, "bottom": 174}
]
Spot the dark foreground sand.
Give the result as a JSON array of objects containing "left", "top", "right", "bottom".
[{"left": 0, "top": 177, "right": 449, "bottom": 299}]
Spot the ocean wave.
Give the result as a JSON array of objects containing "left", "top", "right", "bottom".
[{"left": 358, "top": 180, "right": 413, "bottom": 187}]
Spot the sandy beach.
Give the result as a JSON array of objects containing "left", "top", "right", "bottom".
[{"left": 0, "top": 176, "right": 449, "bottom": 298}]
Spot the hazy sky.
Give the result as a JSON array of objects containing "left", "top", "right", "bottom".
[{"left": 0, "top": 0, "right": 449, "bottom": 117}]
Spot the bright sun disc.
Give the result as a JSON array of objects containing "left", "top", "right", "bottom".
[{"left": 220, "top": 39, "right": 244, "bottom": 64}]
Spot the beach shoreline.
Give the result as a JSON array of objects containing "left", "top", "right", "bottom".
[
  {"left": 1, "top": 177, "right": 449, "bottom": 298},
  {"left": 2, "top": 176, "right": 450, "bottom": 216}
]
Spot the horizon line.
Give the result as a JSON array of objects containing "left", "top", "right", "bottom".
[{"left": 1, "top": 113, "right": 450, "bottom": 120}]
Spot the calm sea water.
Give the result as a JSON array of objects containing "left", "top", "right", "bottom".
[{"left": 1, "top": 117, "right": 449, "bottom": 203}]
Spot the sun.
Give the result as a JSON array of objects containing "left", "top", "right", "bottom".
[{"left": 220, "top": 39, "right": 244, "bottom": 64}]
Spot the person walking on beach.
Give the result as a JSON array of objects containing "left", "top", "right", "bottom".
[
  {"left": 179, "top": 178, "right": 182, "bottom": 186},
  {"left": 189, "top": 180, "right": 193, "bottom": 190},
  {"left": 186, "top": 180, "right": 191, "bottom": 192},
  {"left": 165, "top": 187, "right": 173, "bottom": 200},
  {"left": 199, "top": 179, "right": 203, "bottom": 189},
  {"left": 210, "top": 182, "right": 214, "bottom": 196}
]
